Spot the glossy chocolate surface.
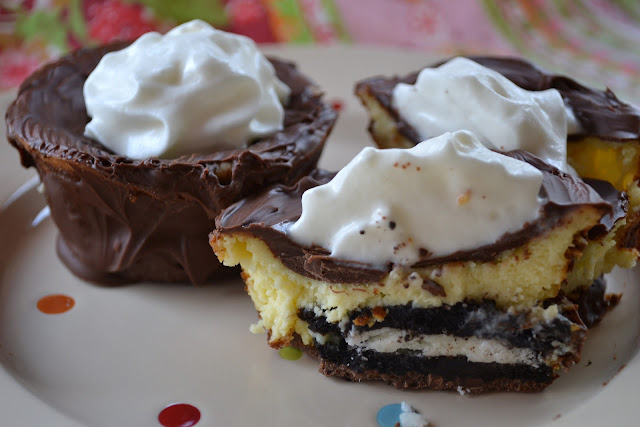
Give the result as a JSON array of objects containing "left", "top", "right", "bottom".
[
  {"left": 5, "top": 42, "right": 337, "bottom": 284},
  {"left": 215, "top": 152, "right": 626, "bottom": 284},
  {"left": 355, "top": 55, "right": 640, "bottom": 143}
]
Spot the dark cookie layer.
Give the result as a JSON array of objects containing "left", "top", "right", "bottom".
[
  {"left": 316, "top": 355, "right": 551, "bottom": 393},
  {"left": 291, "top": 333, "right": 551, "bottom": 392},
  {"left": 5, "top": 42, "right": 337, "bottom": 285},
  {"left": 569, "top": 276, "right": 621, "bottom": 328},
  {"left": 290, "top": 279, "right": 614, "bottom": 392},
  {"left": 301, "top": 298, "right": 581, "bottom": 358},
  {"left": 315, "top": 344, "right": 554, "bottom": 392}
]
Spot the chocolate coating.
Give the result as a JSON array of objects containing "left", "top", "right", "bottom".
[
  {"left": 5, "top": 42, "right": 337, "bottom": 285},
  {"left": 355, "top": 55, "right": 640, "bottom": 143},
  {"left": 215, "top": 152, "right": 626, "bottom": 284}
]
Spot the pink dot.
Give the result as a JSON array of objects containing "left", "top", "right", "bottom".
[{"left": 158, "top": 403, "right": 200, "bottom": 427}]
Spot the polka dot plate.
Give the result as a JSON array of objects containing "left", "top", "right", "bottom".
[{"left": 1, "top": 46, "right": 639, "bottom": 427}]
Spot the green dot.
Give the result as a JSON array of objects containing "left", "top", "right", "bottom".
[{"left": 279, "top": 346, "right": 303, "bottom": 361}]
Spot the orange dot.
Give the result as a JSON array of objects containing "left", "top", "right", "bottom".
[{"left": 37, "top": 294, "right": 75, "bottom": 314}]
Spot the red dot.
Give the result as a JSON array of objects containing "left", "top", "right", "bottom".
[
  {"left": 37, "top": 294, "right": 75, "bottom": 314},
  {"left": 158, "top": 403, "right": 200, "bottom": 427},
  {"left": 330, "top": 99, "right": 344, "bottom": 111}
]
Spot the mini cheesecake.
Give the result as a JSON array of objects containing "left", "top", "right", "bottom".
[
  {"left": 354, "top": 56, "right": 640, "bottom": 252},
  {"left": 211, "top": 146, "right": 631, "bottom": 392},
  {"left": 5, "top": 42, "right": 337, "bottom": 285}
]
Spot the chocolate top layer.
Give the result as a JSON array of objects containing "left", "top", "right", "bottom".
[
  {"left": 355, "top": 55, "right": 640, "bottom": 143},
  {"left": 215, "top": 152, "right": 626, "bottom": 284},
  {"left": 6, "top": 42, "right": 337, "bottom": 218},
  {"left": 5, "top": 42, "right": 337, "bottom": 284}
]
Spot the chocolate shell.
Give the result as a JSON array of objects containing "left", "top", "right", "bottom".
[
  {"left": 5, "top": 42, "right": 337, "bottom": 285},
  {"left": 214, "top": 152, "right": 626, "bottom": 284},
  {"left": 355, "top": 55, "right": 640, "bottom": 144}
]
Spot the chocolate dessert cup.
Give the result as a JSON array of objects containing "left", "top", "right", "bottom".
[{"left": 5, "top": 42, "right": 337, "bottom": 285}]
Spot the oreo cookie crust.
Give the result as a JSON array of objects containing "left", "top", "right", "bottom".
[
  {"left": 5, "top": 42, "right": 337, "bottom": 285},
  {"left": 296, "top": 279, "right": 617, "bottom": 392}
]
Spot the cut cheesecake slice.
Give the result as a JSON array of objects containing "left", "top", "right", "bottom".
[{"left": 211, "top": 147, "right": 630, "bottom": 392}]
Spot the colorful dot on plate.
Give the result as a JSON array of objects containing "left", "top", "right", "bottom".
[
  {"left": 278, "top": 346, "right": 303, "bottom": 360},
  {"left": 376, "top": 403, "right": 403, "bottom": 427},
  {"left": 158, "top": 403, "right": 201, "bottom": 427},
  {"left": 330, "top": 99, "right": 345, "bottom": 111},
  {"left": 37, "top": 294, "right": 75, "bottom": 314}
]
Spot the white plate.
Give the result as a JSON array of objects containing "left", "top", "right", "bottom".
[{"left": 1, "top": 46, "right": 639, "bottom": 427}]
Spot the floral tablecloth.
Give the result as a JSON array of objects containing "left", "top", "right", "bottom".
[{"left": 2, "top": 0, "right": 640, "bottom": 102}]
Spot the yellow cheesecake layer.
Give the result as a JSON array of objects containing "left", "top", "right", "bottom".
[
  {"left": 356, "top": 87, "right": 414, "bottom": 149},
  {"left": 211, "top": 204, "right": 631, "bottom": 346},
  {"left": 567, "top": 137, "right": 640, "bottom": 253},
  {"left": 567, "top": 137, "right": 640, "bottom": 191}
]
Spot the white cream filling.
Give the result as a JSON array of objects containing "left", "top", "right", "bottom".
[
  {"left": 309, "top": 329, "right": 329, "bottom": 345},
  {"left": 345, "top": 327, "right": 542, "bottom": 366}
]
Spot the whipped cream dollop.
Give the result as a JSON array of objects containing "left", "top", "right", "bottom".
[
  {"left": 287, "top": 131, "right": 544, "bottom": 266},
  {"left": 84, "top": 19, "right": 290, "bottom": 159},
  {"left": 392, "top": 57, "right": 580, "bottom": 171}
]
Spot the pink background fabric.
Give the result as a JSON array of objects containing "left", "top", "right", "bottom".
[{"left": 1, "top": 0, "right": 640, "bottom": 102}]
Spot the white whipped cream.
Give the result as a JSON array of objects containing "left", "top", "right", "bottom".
[
  {"left": 287, "top": 131, "right": 543, "bottom": 266},
  {"left": 84, "top": 19, "right": 290, "bottom": 159},
  {"left": 393, "top": 57, "right": 579, "bottom": 171}
]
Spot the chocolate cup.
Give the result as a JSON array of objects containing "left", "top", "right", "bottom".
[
  {"left": 5, "top": 42, "right": 337, "bottom": 285},
  {"left": 354, "top": 55, "right": 640, "bottom": 144}
]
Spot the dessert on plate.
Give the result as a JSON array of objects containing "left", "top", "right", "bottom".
[
  {"left": 355, "top": 55, "right": 640, "bottom": 250},
  {"left": 5, "top": 20, "right": 337, "bottom": 285},
  {"left": 210, "top": 58, "right": 637, "bottom": 392},
  {"left": 211, "top": 131, "right": 630, "bottom": 392}
]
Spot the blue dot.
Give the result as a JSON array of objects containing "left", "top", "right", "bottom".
[{"left": 376, "top": 403, "right": 403, "bottom": 427}]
